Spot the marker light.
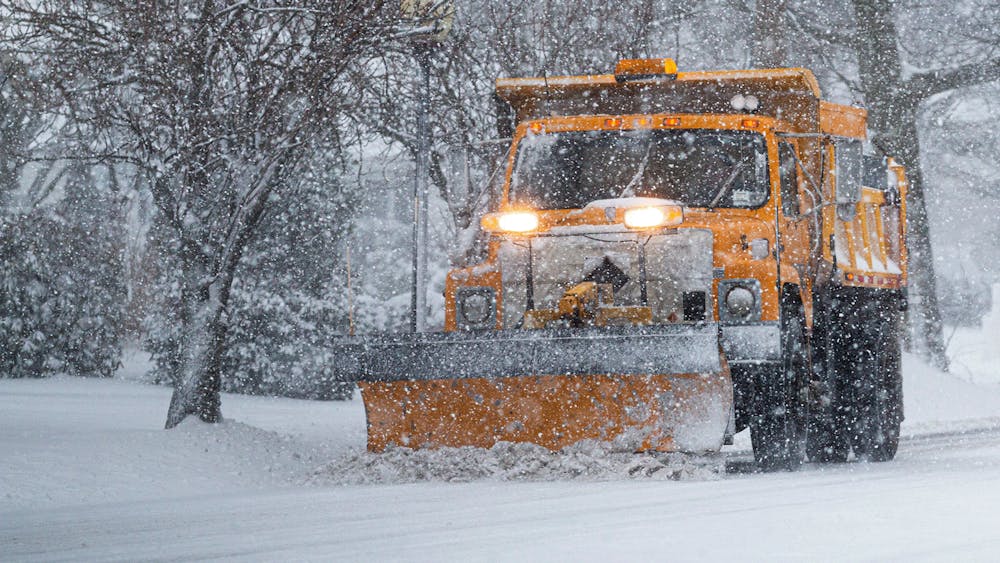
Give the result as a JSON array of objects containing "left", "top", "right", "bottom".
[
  {"left": 623, "top": 205, "right": 683, "bottom": 229},
  {"left": 496, "top": 211, "right": 539, "bottom": 233},
  {"left": 662, "top": 117, "right": 682, "bottom": 126},
  {"left": 605, "top": 117, "right": 624, "bottom": 128},
  {"left": 749, "top": 237, "right": 770, "bottom": 260},
  {"left": 529, "top": 122, "right": 544, "bottom": 134}
]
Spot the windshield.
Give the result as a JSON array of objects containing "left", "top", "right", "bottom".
[{"left": 509, "top": 128, "right": 769, "bottom": 209}]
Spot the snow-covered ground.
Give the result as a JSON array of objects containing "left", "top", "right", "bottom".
[
  {"left": 3, "top": 321, "right": 1000, "bottom": 560},
  {"left": 944, "top": 284, "right": 1000, "bottom": 387}
]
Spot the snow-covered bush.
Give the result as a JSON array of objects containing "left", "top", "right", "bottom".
[
  {"left": 223, "top": 166, "right": 356, "bottom": 399},
  {"left": 0, "top": 169, "right": 126, "bottom": 378}
]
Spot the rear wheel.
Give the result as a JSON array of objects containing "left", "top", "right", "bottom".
[
  {"left": 846, "top": 304, "right": 902, "bottom": 461},
  {"left": 807, "top": 391, "right": 849, "bottom": 463},
  {"left": 750, "top": 292, "right": 808, "bottom": 471}
]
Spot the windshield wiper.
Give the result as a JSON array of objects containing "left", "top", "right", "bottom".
[
  {"left": 708, "top": 160, "right": 748, "bottom": 208},
  {"left": 618, "top": 139, "right": 655, "bottom": 198}
]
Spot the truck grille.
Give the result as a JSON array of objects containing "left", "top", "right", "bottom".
[{"left": 498, "top": 228, "right": 714, "bottom": 328}]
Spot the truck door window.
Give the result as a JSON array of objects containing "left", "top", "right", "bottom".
[
  {"left": 778, "top": 142, "right": 800, "bottom": 217},
  {"left": 510, "top": 129, "right": 769, "bottom": 210}
]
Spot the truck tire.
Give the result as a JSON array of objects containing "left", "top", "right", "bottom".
[
  {"left": 315, "top": 380, "right": 355, "bottom": 401},
  {"left": 807, "top": 394, "right": 849, "bottom": 463},
  {"left": 750, "top": 293, "right": 808, "bottom": 471},
  {"left": 808, "top": 429, "right": 849, "bottom": 463},
  {"left": 805, "top": 290, "right": 850, "bottom": 463},
  {"left": 846, "top": 301, "right": 902, "bottom": 461}
]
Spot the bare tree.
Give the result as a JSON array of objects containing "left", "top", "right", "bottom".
[
  {"left": 847, "top": 0, "right": 1000, "bottom": 370},
  {"left": 752, "top": 0, "right": 788, "bottom": 67},
  {"left": 772, "top": 0, "right": 1000, "bottom": 369},
  {"left": 1, "top": 0, "right": 393, "bottom": 426}
]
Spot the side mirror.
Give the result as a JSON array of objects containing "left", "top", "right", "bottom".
[
  {"left": 835, "top": 140, "right": 862, "bottom": 221},
  {"left": 863, "top": 155, "right": 898, "bottom": 205}
]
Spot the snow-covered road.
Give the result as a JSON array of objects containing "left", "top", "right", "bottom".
[
  {"left": 3, "top": 352, "right": 1000, "bottom": 561},
  {"left": 6, "top": 425, "right": 1000, "bottom": 562}
]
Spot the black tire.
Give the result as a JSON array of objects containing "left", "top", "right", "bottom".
[
  {"left": 806, "top": 420, "right": 849, "bottom": 463},
  {"left": 749, "top": 291, "right": 808, "bottom": 471},
  {"left": 805, "top": 291, "right": 850, "bottom": 464},
  {"left": 315, "top": 380, "right": 355, "bottom": 401},
  {"left": 846, "top": 301, "right": 902, "bottom": 461}
]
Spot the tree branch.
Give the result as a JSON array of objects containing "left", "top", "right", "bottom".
[{"left": 907, "top": 57, "right": 1000, "bottom": 99}]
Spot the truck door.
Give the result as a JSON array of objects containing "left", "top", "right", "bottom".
[{"left": 777, "top": 141, "right": 811, "bottom": 288}]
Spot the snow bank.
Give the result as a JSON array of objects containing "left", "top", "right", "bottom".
[
  {"left": 0, "top": 377, "right": 364, "bottom": 510},
  {"left": 903, "top": 352, "right": 1000, "bottom": 429},
  {"left": 3, "top": 343, "right": 999, "bottom": 511}
]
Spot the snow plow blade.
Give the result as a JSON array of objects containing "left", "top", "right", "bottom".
[{"left": 332, "top": 324, "right": 733, "bottom": 453}]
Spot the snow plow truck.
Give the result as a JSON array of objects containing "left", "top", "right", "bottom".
[{"left": 333, "top": 58, "right": 909, "bottom": 471}]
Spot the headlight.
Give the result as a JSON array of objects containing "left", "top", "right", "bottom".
[
  {"left": 457, "top": 287, "right": 495, "bottom": 329},
  {"left": 718, "top": 278, "right": 762, "bottom": 323},
  {"left": 730, "top": 94, "right": 759, "bottom": 111},
  {"left": 481, "top": 210, "right": 540, "bottom": 233},
  {"left": 725, "top": 286, "right": 755, "bottom": 319},
  {"left": 623, "top": 205, "right": 683, "bottom": 230},
  {"left": 496, "top": 211, "right": 539, "bottom": 233},
  {"left": 461, "top": 293, "right": 490, "bottom": 324}
]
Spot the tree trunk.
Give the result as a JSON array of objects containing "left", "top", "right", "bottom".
[
  {"left": 877, "top": 115, "right": 950, "bottom": 370},
  {"left": 752, "top": 0, "right": 787, "bottom": 68},
  {"left": 164, "top": 250, "right": 232, "bottom": 429},
  {"left": 851, "top": 0, "right": 949, "bottom": 370}
]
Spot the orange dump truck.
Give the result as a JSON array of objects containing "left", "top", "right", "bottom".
[{"left": 335, "top": 59, "right": 908, "bottom": 470}]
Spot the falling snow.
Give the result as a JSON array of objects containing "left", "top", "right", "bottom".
[{"left": 2, "top": 0, "right": 1000, "bottom": 559}]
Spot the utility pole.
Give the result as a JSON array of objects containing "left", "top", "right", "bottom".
[
  {"left": 412, "top": 45, "right": 431, "bottom": 332},
  {"left": 400, "top": 0, "right": 454, "bottom": 333}
]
